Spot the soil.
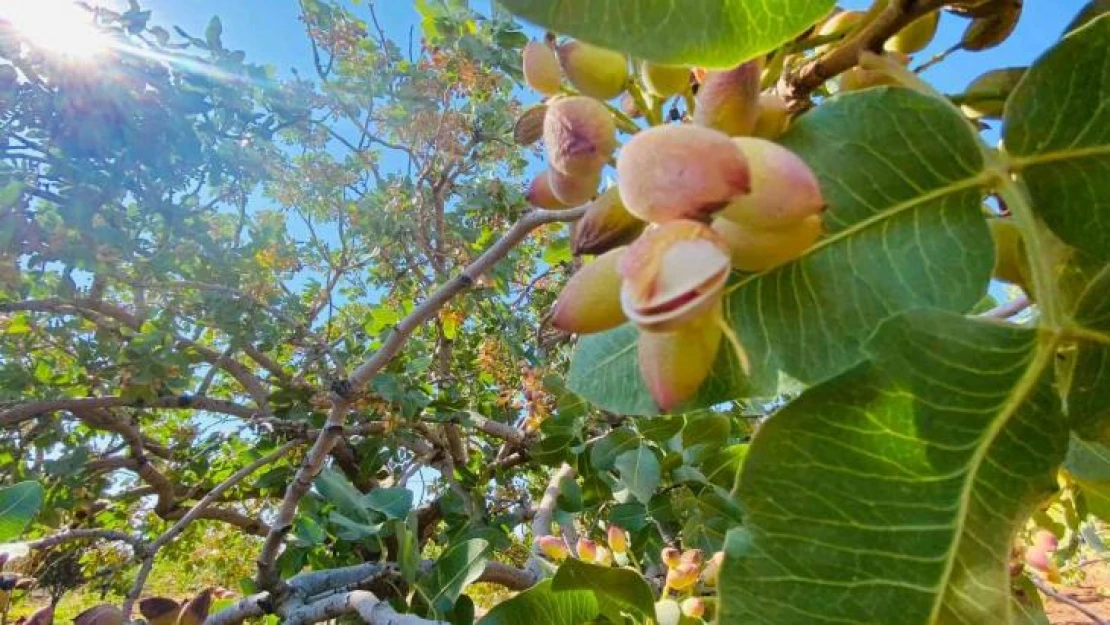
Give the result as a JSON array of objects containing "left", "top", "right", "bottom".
[{"left": 1045, "top": 562, "right": 1110, "bottom": 624}]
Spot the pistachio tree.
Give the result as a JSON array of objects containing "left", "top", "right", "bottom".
[{"left": 3, "top": 1, "right": 1110, "bottom": 624}]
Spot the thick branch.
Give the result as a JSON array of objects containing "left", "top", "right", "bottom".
[
  {"left": 0, "top": 395, "right": 258, "bottom": 428},
  {"left": 285, "top": 590, "right": 445, "bottom": 625},
  {"left": 26, "top": 529, "right": 142, "bottom": 551},
  {"left": 527, "top": 463, "right": 575, "bottom": 579},
  {"left": 255, "top": 207, "right": 586, "bottom": 591}
]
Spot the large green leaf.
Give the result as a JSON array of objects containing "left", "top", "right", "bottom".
[
  {"left": 1066, "top": 265, "right": 1110, "bottom": 441},
  {"left": 719, "top": 310, "right": 1066, "bottom": 624},
  {"left": 551, "top": 559, "right": 655, "bottom": 621},
  {"left": 497, "top": 0, "right": 833, "bottom": 68},
  {"left": 415, "top": 538, "right": 491, "bottom": 616},
  {"left": 314, "top": 468, "right": 371, "bottom": 522},
  {"left": 1004, "top": 15, "right": 1110, "bottom": 261},
  {"left": 362, "top": 487, "right": 414, "bottom": 520},
  {"left": 613, "top": 445, "right": 661, "bottom": 505},
  {"left": 0, "top": 481, "right": 43, "bottom": 541},
  {"left": 476, "top": 580, "right": 598, "bottom": 625},
  {"left": 569, "top": 88, "right": 992, "bottom": 414}
]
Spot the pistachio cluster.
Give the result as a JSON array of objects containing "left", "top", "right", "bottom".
[
  {"left": 520, "top": 36, "right": 826, "bottom": 411},
  {"left": 534, "top": 523, "right": 631, "bottom": 567}
]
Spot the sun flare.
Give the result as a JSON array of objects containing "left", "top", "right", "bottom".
[{"left": 0, "top": 0, "right": 110, "bottom": 59}]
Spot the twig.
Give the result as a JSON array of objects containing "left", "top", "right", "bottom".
[
  {"left": 783, "top": 0, "right": 946, "bottom": 109},
  {"left": 980, "top": 295, "right": 1032, "bottom": 320},
  {"left": 26, "top": 529, "right": 142, "bottom": 551},
  {"left": 1030, "top": 575, "right": 1107, "bottom": 624}
]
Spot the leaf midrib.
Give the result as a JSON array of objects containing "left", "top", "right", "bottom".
[
  {"left": 726, "top": 171, "right": 993, "bottom": 294},
  {"left": 1008, "top": 144, "right": 1110, "bottom": 169},
  {"left": 925, "top": 332, "right": 1059, "bottom": 623}
]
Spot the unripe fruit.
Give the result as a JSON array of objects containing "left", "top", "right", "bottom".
[
  {"left": 816, "top": 10, "right": 866, "bottom": 53},
  {"left": 551, "top": 247, "right": 628, "bottom": 335},
  {"left": 594, "top": 545, "right": 613, "bottom": 566},
  {"left": 641, "top": 62, "right": 690, "bottom": 98},
  {"left": 702, "top": 551, "right": 723, "bottom": 587},
  {"left": 523, "top": 40, "right": 562, "bottom": 96},
  {"left": 838, "top": 52, "right": 909, "bottom": 92},
  {"left": 572, "top": 186, "right": 646, "bottom": 256},
  {"left": 513, "top": 104, "right": 547, "bottom": 146},
  {"left": 680, "top": 548, "right": 704, "bottom": 567},
  {"left": 549, "top": 167, "right": 601, "bottom": 206},
  {"left": 617, "top": 125, "right": 750, "bottom": 223},
  {"left": 576, "top": 537, "right": 598, "bottom": 561},
  {"left": 681, "top": 597, "right": 706, "bottom": 618},
  {"left": 1033, "top": 530, "right": 1058, "bottom": 552},
  {"left": 535, "top": 535, "right": 569, "bottom": 561},
  {"left": 661, "top": 547, "right": 682, "bottom": 569},
  {"left": 607, "top": 524, "right": 629, "bottom": 554},
  {"left": 960, "top": 67, "right": 1025, "bottom": 120},
  {"left": 718, "top": 137, "right": 824, "bottom": 228},
  {"left": 961, "top": 1, "right": 1022, "bottom": 51},
  {"left": 693, "top": 61, "right": 761, "bottom": 136},
  {"left": 619, "top": 221, "right": 731, "bottom": 332},
  {"left": 665, "top": 562, "right": 701, "bottom": 591},
  {"left": 713, "top": 214, "right": 823, "bottom": 273},
  {"left": 641, "top": 320, "right": 719, "bottom": 408},
  {"left": 752, "top": 93, "right": 791, "bottom": 139},
  {"left": 557, "top": 40, "right": 629, "bottom": 100},
  {"left": 526, "top": 170, "right": 568, "bottom": 209},
  {"left": 885, "top": 10, "right": 940, "bottom": 54},
  {"left": 543, "top": 96, "right": 617, "bottom": 177},
  {"left": 655, "top": 600, "right": 682, "bottom": 625}
]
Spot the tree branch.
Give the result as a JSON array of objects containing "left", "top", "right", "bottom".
[
  {"left": 255, "top": 207, "right": 587, "bottom": 591},
  {"left": 122, "top": 442, "right": 296, "bottom": 619}
]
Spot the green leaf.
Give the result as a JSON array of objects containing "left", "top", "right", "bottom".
[
  {"left": 314, "top": 468, "right": 371, "bottom": 522},
  {"left": 682, "top": 413, "right": 731, "bottom": 450},
  {"left": 362, "top": 487, "right": 414, "bottom": 520},
  {"left": 1065, "top": 266, "right": 1110, "bottom": 442},
  {"left": 551, "top": 559, "right": 655, "bottom": 621},
  {"left": 328, "top": 511, "right": 382, "bottom": 541},
  {"left": 497, "top": 0, "right": 834, "bottom": 68},
  {"left": 1004, "top": 15, "right": 1110, "bottom": 261},
  {"left": 416, "top": 539, "right": 491, "bottom": 617},
  {"left": 570, "top": 88, "right": 992, "bottom": 414},
  {"left": 0, "top": 481, "right": 43, "bottom": 541},
  {"left": 613, "top": 445, "right": 661, "bottom": 505},
  {"left": 477, "top": 579, "right": 598, "bottom": 625},
  {"left": 719, "top": 310, "right": 1067, "bottom": 624},
  {"left": 589, "top": 427, "right": 639, "bottom": 471},
  {"left": 1011, "top": 575, "right": 1050, "bottom": 625},
  {"left": 1063, "top": 435, "right": 1110, "bottom": 519}
]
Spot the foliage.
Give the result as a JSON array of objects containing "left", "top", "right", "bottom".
[{"left": 2, "top": 0, "right": 1110, "bottom": 624}]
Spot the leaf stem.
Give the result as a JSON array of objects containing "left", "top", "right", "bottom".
[{"left": 628, "top": 83, "right": 660, "bottom": 127}]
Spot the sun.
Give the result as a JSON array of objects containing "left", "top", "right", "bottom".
[{"left": 0, "top": 0, "right": 110, "bottom": 59}]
